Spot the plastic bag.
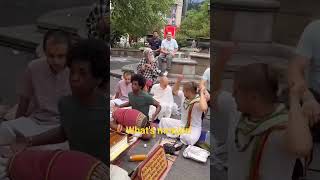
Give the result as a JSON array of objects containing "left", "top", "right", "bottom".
[{"left": 183, "top": 145, "right": 210, "bottom": 163}]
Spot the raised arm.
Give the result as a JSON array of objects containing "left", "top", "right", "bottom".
[
  {"left": 286, "top": 85, "right": 313, "bottom": 157},
  {"left": 199, "top": 86, "right": 208, "bottom": 112},
  {"left": 288, "top": 21, "right": 315, "bottom": 96},
  {"left": 212, "top": 44, "right": 235, "bottom": 101},
  {"left": 200, "top": 68, "right": 209, "bottom": 90},
  {"left": 288, "top": 55, "right": 310, "bottom": 90},
  {"left": 172, "top": 75, "right": 183, "bottom": 96}
]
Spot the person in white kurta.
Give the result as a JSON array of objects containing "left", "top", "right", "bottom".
[
  {"left": 213, "top": 63, "right": 312, "bottom": 180},
  {"left": 149, "top": 76, "right": 176, "bottom": 120},
  {"left": 159, "top": 75, "right": 208, "bottom": 145}
]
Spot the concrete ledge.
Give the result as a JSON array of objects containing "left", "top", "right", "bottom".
[
  {"left": 190, "top": 52, "right": 210, "bottom": 59},
  {"left": 36, "top": 6, "right": 90, "bottom": 37},
  {"left": 111, "top": 48, "right": 143, "bottom": 58},
  {"left": 212, "top": 0, "right": 280, "bottom": 12},
  {"left": 212, "top": 40, "right": 295, "bottom": 58},
  {"left": 0, "top": 25, "right": 42, "bottom": 52},
  {"left": 172, "top": 58, "right": 198, "bottom": 65}
]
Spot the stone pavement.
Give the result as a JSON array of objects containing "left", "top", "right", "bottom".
[
  {"left": 0, "top": 6, "right": 92, "bottom": 52},
  {"left": 0, "top": 0, "right": 95, "bottom": 27}
]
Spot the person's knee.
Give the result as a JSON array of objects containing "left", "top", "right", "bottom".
[{"left": 180, "top": 134, "right": 194, "bottom": 145}]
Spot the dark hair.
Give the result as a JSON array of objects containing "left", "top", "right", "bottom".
[
  {"left": 131, "top": 74, "right": 146, "bottom": 89},
  {"left": 234, "top": 63, "right": 279, "bottom": 103},
  {"left": 153, "top": 30, "right": 158, "bottom": 33},
  {"left": 42, "top": 30, "right": 72, "bottom": 51},
  {"left": 67, "top": 39, "right": 109, "bottom": 83},
  {"left": 184, "top": 81, "right": 198, "bottom": 94}
]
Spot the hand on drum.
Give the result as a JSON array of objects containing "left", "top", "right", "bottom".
[
  {"left": 112, "top": 105, "right": 119, "bottom": 112},
  {"left": 10, "top": 136, "right": 28, "bottom": 154}
]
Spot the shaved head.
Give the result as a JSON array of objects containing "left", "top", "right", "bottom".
[{"left": 160, "top": 76, "right": 169, "bottom": 89}]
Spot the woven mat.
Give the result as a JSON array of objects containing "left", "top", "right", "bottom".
[{"left": 159, "top": 138, "right": 180, "bottom": 180}]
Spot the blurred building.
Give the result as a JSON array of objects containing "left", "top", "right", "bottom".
[{"left": 166, "top": 0, "right": 184, "bottom": 27}]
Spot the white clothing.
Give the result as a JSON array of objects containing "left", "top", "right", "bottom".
[
  {"left": 149, "top": 84, "right": 175, "bottom": 120},
  {"left": 159, "top": 118, "right": 201, "bottom": 146},
  {"left": 159, "top": 90, "right": 203, "bottom": 145},
  {"left": 216, "top": 92, "right": 297, "bottom": 180},
  {"left": 177, "top": 91, "right": 202, "bottom": 128},
  {"left": 161, "top": 39, "right": 178, "bottom": 52},
  {"left": 0, "top": 117, "right": 69, "bottom": 150},
  {"left": 110, "top": 165, "right": 131, "bottom": 180}
]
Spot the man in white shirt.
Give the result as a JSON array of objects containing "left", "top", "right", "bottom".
[
  {"left": 158, "top": 32, "right": 178, "bottom": 72},
  {"left": 149, "top": 76, "right": 176, "bottom": 120}
]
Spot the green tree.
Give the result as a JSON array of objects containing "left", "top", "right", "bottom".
[
  {"left": 111, "top": 0, "right": 174, "bottom": 45},
  {"left": 176, "top": 0, "right": 209, "bottom": 47}
]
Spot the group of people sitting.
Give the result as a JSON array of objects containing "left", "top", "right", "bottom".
[
  {"left": 110, "top": 68, "right": 210, "bottom": 145},
  {"left": 109, "top": 27, "right": 213, "bottom": 146},
  {"left": 138, "top": 30, "right": 179, "bottom": 90},
  {"left": 0, "top": 30, "right": 109, "bottom": 179}
]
